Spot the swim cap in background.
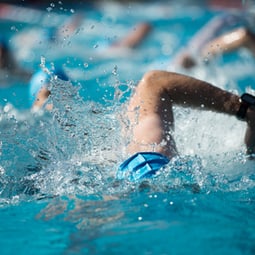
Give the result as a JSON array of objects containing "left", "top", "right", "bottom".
[
  {"left": 117, "top": 152, "right": 170, "bottom": 181},
  {"left": 28, "top": 67, "right": 69, "bottom": 106}
]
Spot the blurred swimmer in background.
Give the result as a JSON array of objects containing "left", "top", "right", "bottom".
[
  {"left": 26, "top": 23, "right": 152, "bottom": 109},
  {"left": 173, "top": 10, "right": 255, "bottom": 69},
  {"left": 92, "top": 21, "right": 152, "bottom": 58},
  {"left": 29, "top": 66, "right": 69, "bottom": 110}
]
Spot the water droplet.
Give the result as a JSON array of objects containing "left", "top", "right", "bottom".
[
  {"left": 0, "top": 166, "right": 4, "bottom": 174},
  {"left": 112, "top": 65, "right": 118, "bottom": 76},
  {"left": 10, "top": 26, "right": 18, "bottom": 32}
]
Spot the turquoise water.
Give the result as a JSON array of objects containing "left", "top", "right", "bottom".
[{"left": 1, "top": 1, "right": 255, "bottom": 254}]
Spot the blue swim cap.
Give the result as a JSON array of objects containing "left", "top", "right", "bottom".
[
  {"left": 118, "top": 152, "right": 170, "bottom": 181},
  {"left": 28, "top": 67, "right": 69, "bottom": 106}
]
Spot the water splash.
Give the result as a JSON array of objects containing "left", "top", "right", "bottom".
[{"left": 0, "top": 72, "right": 254, "bottom": 205}]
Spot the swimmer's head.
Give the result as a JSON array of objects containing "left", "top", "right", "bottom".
[{"left": 29, "top": 67, "right": 69, "bottom": 107}]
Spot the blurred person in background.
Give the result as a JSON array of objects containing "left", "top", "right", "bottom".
[
  {"left": 29, "top": 66, "right": 69, "bottom": 110},
  {"left": 172, "top": 9, "right": 255, "bottom": 69}
]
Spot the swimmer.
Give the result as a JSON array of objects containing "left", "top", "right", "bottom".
[
  {"left": 29, "top": 67, "right": 69, "bottom": 110},
  {"left": 172, "top": 12, "right": 255, "bottom": 69},
  {"left": 201, "top": 27, "right": 255, "bottom": 61},
  {"left": 118, "top": 70, "right": 255, "bottom": 181}
]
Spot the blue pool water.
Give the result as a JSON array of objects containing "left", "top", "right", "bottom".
[{"left": 1, "top": 1, "right": 255, "bottom": 254}]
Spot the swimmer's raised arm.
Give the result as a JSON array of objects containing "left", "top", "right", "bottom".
[
  {"left": 127, "top": 70, "right": 255, "bottom": 157},
  {"left": 111, "top": 22, "right": 152, "bottom": 49},
  {"left": 172, "top": 13, "right": 245, "bottom": 69},
  {"left": 201, "top": 27, "right": 255, "bottom": 60}
]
